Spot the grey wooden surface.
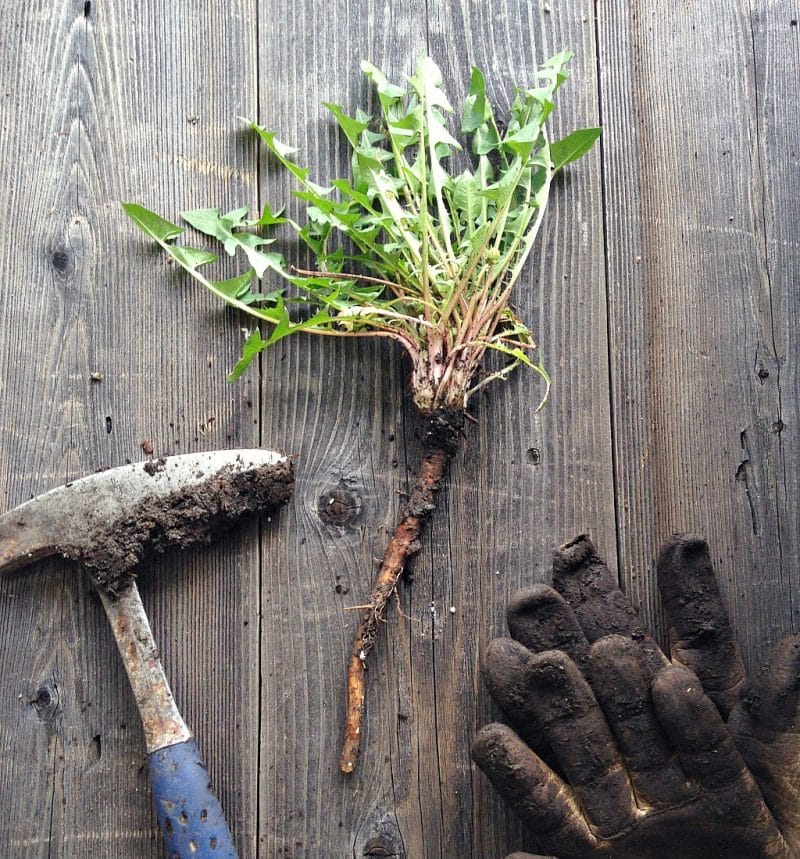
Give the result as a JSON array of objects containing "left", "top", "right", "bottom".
[{"left": 0, "top": 1, "right": 796, "bottom": 857}]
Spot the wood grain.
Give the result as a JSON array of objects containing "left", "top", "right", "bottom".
[
  {"left": 0, "top": 1, "right": 796, "bottom": 857},
  {"left": 425, "top": 4, "right": 611, "bottom": 858},
  {"left": 255, "top": 4, "right": 426, "bottom": 856},
  {"left": 749, "top": 0, "right": 800, "bottom": 649},
  {"left": 597, "top": 0, "right": 799, "bottom": 673},
  {"left": 0, "top": 1, "right": 261, "bottom": 855},
  {"left": 252, "top": 1, "right": 610, "bottom": 856}
]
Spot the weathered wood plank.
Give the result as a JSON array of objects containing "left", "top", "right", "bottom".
[
  {"left": 0, "top": 1, "right": 262, "bottom": 855},
  {"left": 1, "top": 1, "right": 795, "bottom": 857},
  {"left": 426, "top": 4, "right": 610, "bottom": 858},
  {"left": 254, "top": 4, "right": 426, "bottom": 856},
  {"left": 253, "top": 1, "right": 610, "bottom": 856},
  {"left": 749, "top": 1, "right": 800, "bottom": 647},
  {"left": 597, "top": 0, "right": 799, "bottom": 671}
]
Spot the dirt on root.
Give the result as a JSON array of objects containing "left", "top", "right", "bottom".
[
  {"left": 420, "top": 406, "right": 464, "bottom": 457},
  {"left": 73, "top": 459, "right": 294, "bottom": 594}
]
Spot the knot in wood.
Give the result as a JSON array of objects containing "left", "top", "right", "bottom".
[
  {"left": 363, "top": 844, "right": 395, "bottom": 857},
  {"left": 31, "top": 682, "right": 60, "bottom": 722},
  {"left": 317, "top": 484, "right": 362, "bottom": 527},
  {"left": 51, "top": 249, "right": 71, "bottom": 274},
  {"left": 362, "top": 835, "right": 401, "bottom": 856}
]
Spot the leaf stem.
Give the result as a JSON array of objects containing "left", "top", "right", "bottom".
[{"left": 289, "top": 265, "right": 404, "bottom": 296}]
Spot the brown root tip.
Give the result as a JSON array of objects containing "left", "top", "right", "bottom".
[
  {"left": 339, "top": 725, "right": 361, "bottom": 773},
  {"left": 340, "top": 651, "right": 366, "bottom": 773}
]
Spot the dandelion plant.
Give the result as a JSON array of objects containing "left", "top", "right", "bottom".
[{"left": 124, "top": 51, "right": 599, "bottom": 772}]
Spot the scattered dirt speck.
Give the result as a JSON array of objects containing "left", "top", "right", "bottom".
[{"left": 143, "top": 458, "right": 167, "bottom": 476}]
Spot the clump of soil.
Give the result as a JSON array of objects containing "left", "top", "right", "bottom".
[
  {"left": 143, "top": 457, "right": 167, "bottom": 476},
  {"left": 72, "top": 459, "right": 294, "bottom": 593}
]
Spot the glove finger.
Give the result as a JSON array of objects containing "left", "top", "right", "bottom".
[
  {"left": 652, "top": 665, "right": 786, "bottom": 851},
  {"left": 657, "top": 534, "right": 746, "bottom": 716},
  {"left": 553, "top": 535, "right": 667, "bottom": 677},
  {"left": 480, "top": 637, "right": 558, "bottom": 765},
  {"left": 472, "top": 722, "right": 596, "bottom": 858},
  {"left": 730, "top": 633, "right": 800, "bottom": 836},
  {"left": 739, "top": 633, "right": 800, "bottom": 733},
  {"left": 506, "top": 584, "right": 591, "bottom": 672},
  {"left": 524, "top": 649, "right": 637, "bottom": 837},
  {"left": 588, "top": 635, "right": 694, "bottom": 809}
]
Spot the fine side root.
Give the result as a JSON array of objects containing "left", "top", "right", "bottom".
[{"left": 340, "top": 409, "right": 463, "bottom": 773}]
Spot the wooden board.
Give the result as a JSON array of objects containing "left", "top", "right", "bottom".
[
  {"left": 0, "top": 2, "right": 262, "bottom": 855},
  {"left": 253, "top": 2, "right": 610, "bottom": 856},
  {"left": 0, "top": 1, "right": 796, "bottom": 857},
  {"left": 597, "top": 0, "right": 800, "bottom": 669}
]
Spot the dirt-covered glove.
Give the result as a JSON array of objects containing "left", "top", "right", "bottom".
[{"left": 472, "top": 534, "right": 800, "bottom": 858}]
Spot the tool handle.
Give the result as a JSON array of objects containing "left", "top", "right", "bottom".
[{"left": 149, "top": 739, "right": 237, "bottom": 858}]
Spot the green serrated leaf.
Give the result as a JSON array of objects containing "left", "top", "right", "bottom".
[
  {"left": 212, "top": 271, "right": 255, "bottom": 300},
  {"left": 550, "top": 127, "right": 601, "bottom": 171},
  {"left": 479, "top": 158, "right": 522, "bottom": 201},
  {"left": 181, "top": 207, "right": 224, "bottom": 235},
  {"left": 245, "top": 119, "right": 332, "bottom": 196},
  {"left": 501, "top": 119, "right": 543, "bottom": 158},
  {"left": 360, "top": 61, "right": 407, "bottom": 106},
  {"left": 181, "top": 206, "right": 282, "bottom": 278},
  {"left": 223, "top": 206, "right": 250, "bottom": 224},
  {"left": 462, "top": 67, "right": 492, "bottom": 133},
  {"left": 451, "top": 170, "right": 482, "bottom": 232},
  {"left": 228, "top": 328, "right": 266, "bottom": 381},
  {"left": 538, "top": 50, "right": 573, "bottom": 91},
  {"left": 324, "top": 102, "right": 369, "bottom": 148},
  {"left": 472, "top": 123, "right": 500, "bottom": 156},
  {"left": 254, "top": 201, "right": 288, "bottom": 227},
  {"left": 123, "top": 203, "right": 183, "bottom": 242},
  {"left": 170, "top": 246, "right": 218, "bottom": 270}
]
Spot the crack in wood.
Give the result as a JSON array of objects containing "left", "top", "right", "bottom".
[{"left": 737, "top": 430, "right": 759, "bottom": 537}]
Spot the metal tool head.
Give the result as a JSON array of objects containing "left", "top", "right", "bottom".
[{"left": 0, "top": 449, "right": 293, "bottom": 590}]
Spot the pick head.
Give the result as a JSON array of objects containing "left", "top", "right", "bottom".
[{"left": 0, "top": 450, "right": 293, "bottom": 590}]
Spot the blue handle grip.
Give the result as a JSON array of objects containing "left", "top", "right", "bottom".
[{"left": 148, "top": 739, "right": 237, "bottom": 858}]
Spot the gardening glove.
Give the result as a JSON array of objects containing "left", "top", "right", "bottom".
[{"left": 472, "top": 533, "right": 800, "bottom": 858}]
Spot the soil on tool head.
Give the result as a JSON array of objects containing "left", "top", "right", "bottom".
[{"left": 73, "top": 459, "right": 294, "bottom": 593}]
